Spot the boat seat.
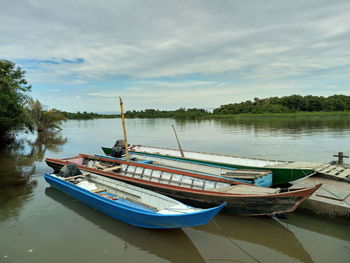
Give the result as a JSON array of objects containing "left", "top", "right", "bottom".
[
  {"left": 98, "top": 193, "right": 119, "bottom": 200},
  {"left": 92, "top": 188, "right": 107, "bottom": 193},
  {"left": 63, "top": 174, "right": 86, "bottom": 181},
  {"left": 102, "top": 166, "right": 121, "bottom": 172}
]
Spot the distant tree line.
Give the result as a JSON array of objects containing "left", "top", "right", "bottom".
[
  {"left": 61, "top": 111, "right": 119, "bottom": 120},
  {"left": 125, "top": 108, "right": 210, "bottom": 119},
  {"left": 123, "top": 95, "right": 350, "bottom": 118},
  {"left": 213, "top": 95, "right": 350, "bottom": 115},
  {"left": 2, "top": 59, "right": 350, "bottom": 143}
]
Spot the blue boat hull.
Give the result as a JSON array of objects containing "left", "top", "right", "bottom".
[{"left": 44, "top": 174, "right": 225, "bottom": 229}]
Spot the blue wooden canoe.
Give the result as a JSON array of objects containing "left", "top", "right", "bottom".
[{"left": 44, "top": 173, "right": 225, "bottom": 229}]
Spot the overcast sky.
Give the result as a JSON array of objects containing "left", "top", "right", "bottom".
[{"left": 1, "top": 0, "right": 350, "bottom": 112}]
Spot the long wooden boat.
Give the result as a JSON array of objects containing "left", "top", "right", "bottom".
[
  {"left": 44, "top": 172, "right": 225, "bottom": 229},
  {"left": 98, "top": 151, "right": 273, "bottom": 187},
  {"left": 45, "top": 154, "right": 321, "bottom": 216},
  {"left": 45, "top": 187, "right": 206, "bottom": 262},
  {"left": 101, "top": 145, "right": 320, "bottom": 186}
]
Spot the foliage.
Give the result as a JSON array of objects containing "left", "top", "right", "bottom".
[
  {"left": 61, "top": 111, "right": 119, "bottom": 120},
  {"left": 0, "top": 60, "right": 33, "bottom": 139},
  {"left": 125, "top": 108, "right": 210, "bottom": 119},
  {"left": 213, "top": 95, "right": 350, "bottom": 115},
  {"left": 28, "top": 100, "right": 66, "bottom": 131}
]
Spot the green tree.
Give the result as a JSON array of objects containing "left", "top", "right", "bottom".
[
  {"left": 0, "top": 60, "right": 34, "bottom": 140},
  {"left": 28, "top": 100, "right": 66, "bottom": 131}
]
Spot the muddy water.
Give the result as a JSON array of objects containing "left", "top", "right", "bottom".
[{"left": 1, "top": 118, "right": 349, "bottom": 263}]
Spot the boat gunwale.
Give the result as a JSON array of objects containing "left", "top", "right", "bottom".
[
  {"left": 44, "top": 173, "right": 225, "bottom": 217},
  {"left": 78, "top": 154, "right": 252, "bottom": 186},
  {"left": 124, "top": 151, "right": 273, "bottom": 177},
  {"left": 131, "top": 144, "right": 293, "bottom": 166},
  {"left": 46, "top": 155, "right": 321, "bottom": 199}
]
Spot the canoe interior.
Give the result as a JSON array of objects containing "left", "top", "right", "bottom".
[
  {"left": 68, "top": 156, "right": 281, "bottom": 195},
  {"left": 51, "top": 171, "right": 206, "bottom": 214},
  {"left": 102, "top": 146, "right": 315, "bottom": 186},
  {"left": 132, "top": 145, "right": 289, "bottom": 167},
  {"left": 124, "top": 151, "right": 273, "bottom": 187},
  {"left": 46, "top": 155, "right": 321, "bottom": 216}
]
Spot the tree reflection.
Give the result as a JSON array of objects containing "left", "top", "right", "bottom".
[{"left": 0, "top": 131, "right": 67, "bottom": 220}]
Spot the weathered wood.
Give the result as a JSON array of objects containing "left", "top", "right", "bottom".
[
  {"left": 46, "top": 154, "right": 321, "bottom": 215},
  {"left": 94, "top": 162, "right": 108, "bottom": 170},
  {"left": 211, "top": 185, "right": 281, "bottom": 195},
  {"left": 333, "top": 152, "right": 349, "bottom": 164},
  {"left": 92, "top": 188, "right": 107, "bottom": 193},
  {"left": 63, "top": 175, "right": 86, "bottom": 181},
  {"left": 102, "top": 166, "right": 121, "bottom": 172},
  {"left": 119, "top": 97, "right": 129, "bottom": 161},
  {"left": 315, "top": 164, "right": 350, "bottom": 182},
  {"left": 316, "top": 189, "right": 350, "bottom": 201},
  {"left": 172, "top": 124, "right": 185, "bottom": 157},
  {"left": 99, "top": 193, "right": 119, "bottom": 200}
]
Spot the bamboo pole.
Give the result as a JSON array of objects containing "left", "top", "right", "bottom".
[
  {"left": 172, "top": 124, "right": 185, "bottom": 157},
  {"left": 119, "top": 97, "right": 129, "bottom": 160}
]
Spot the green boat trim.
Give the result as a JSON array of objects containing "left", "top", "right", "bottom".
[{"left": 101, "top": 146, "right": 318, "bottom": 186}]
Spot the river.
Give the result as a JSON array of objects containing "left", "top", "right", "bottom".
[{"left": 0, "top": 118, "right": 349, "bottom": 263}]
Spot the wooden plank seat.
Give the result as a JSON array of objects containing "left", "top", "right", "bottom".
[
  {"left": 222, "top": 170, "right": 270, "bottom": 179},
  {"left": 98, "top": 193, "right": 119, "bottom": 200},
  {"left": 92, "top": 188, "right": 107, "bottom": 193},
  {"left": 102, "top": 166, "right": 121, "bottom": 172},
  {"left": 63, "top": 174, "right": 86, "bottom": 181}
]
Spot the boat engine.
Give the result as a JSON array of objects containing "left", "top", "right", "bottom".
[
  {"left": 59, "top": 164, "right": 82, "bottom": 178},
  {"left": 110, "top": 139, "right": 126, "bottom": 158}
]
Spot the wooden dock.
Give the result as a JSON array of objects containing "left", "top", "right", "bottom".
[
  {"left": 314, "top": 164, "right": 350, "bottom": 183},
  {"left": 291, "top": 176, "right": 350, "bottom": 221}
]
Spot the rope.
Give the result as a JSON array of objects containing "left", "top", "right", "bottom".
[{"left": 212, "top": 219, "right": 263, "bottom": 263}]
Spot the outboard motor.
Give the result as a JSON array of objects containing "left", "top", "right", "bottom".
[
  {"left": 59, "top": 164, "right": 82, "bottom": 178},
  {"left": 110, "top": 139, "right": 126, "bottom": 158}
]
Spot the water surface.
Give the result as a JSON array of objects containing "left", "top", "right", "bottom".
[{"left": 1, "top": 118, "right": 349, "bottom": 262}]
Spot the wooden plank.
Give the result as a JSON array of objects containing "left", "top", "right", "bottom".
[
  {"left": 223, "top": 173, "right": 258, "bottom": 179},
  {"left": 92, "top": 188, "right": 107, "bottom": 193},
  {"left": 328, "top": 170, "right": 341, "bottom": 176},
  {"left": 99, "top": 193, "right": 119, "bottom": 200},
  {"left": 94, "top": 163, "right": 108, "bottom": 170},
  {"left": 102, "top": 166, "right": 121, "bottom": 172},
  {"left": 63, "top": 175, "right": 86, "bottom": 181},
  {"left": 334, "top": 170, "right": 350, "bottom": 178},
  {"left": 316, "top": 189, "right": 350, "bottom": 201}
]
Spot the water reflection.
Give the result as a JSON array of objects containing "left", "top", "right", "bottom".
[
  {"left": 217, "top": 118, "right": 350, "bottom": 135},
  {"left": 0, "top": 131, "right": 67, "bottom": 221},
  {"left": 45, "top": 187, "right": 205, "bottom": 263},
  {"left": 185, "top": 214, "right": 314, "bottom": 263},
  {"left": 282, "top": 213, "right": 350, "bottom": 241}
]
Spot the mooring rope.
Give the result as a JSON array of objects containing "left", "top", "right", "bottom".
[{"left": 212, "top": 219, "right": 263, "bottom": 263}]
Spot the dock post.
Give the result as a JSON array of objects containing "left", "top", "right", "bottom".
[{"left": 333, "top": 152, "right": 349, "bottom": 164}]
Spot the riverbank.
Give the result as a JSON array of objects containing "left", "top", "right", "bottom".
[{"left": 211, "top": 111, "right": 350, "bottom": 120}]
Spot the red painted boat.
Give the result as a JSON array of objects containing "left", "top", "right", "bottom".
[{"left": 45, "top": 154, "right": 321, "bottom": 216}]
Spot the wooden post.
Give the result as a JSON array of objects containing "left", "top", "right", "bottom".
[
  {"left": 119, "top": 97, "right": 129, "bottom": 160},
  {"left": 333, "top": 152, "right": 349, "bottom": 164},
  {"left": 172, "top": 124, "right": 185, "bottom": 157}
]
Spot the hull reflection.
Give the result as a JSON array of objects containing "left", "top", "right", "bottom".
[{"left": 45, "top": 187, "right": 205, "bottom": 263}]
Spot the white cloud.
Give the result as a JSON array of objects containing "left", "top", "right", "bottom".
[{"left": 1, "top": 0, "right": 350, "bottom": 111}]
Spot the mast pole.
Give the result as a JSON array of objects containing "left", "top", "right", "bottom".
[
  {"left": 119, "top": 97, "right": 129, "bottom": 160},
  {"left": 172, "top": 124, "right": 185, "bottom": 157}
]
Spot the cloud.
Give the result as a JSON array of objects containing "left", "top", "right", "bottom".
[{"left": 1, "top": 0, "right": 350, "bottom": 111}]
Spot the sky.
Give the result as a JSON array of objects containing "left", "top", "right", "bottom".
[{"left": 1, "top": 0, "right": 350, "bottom": 113}]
